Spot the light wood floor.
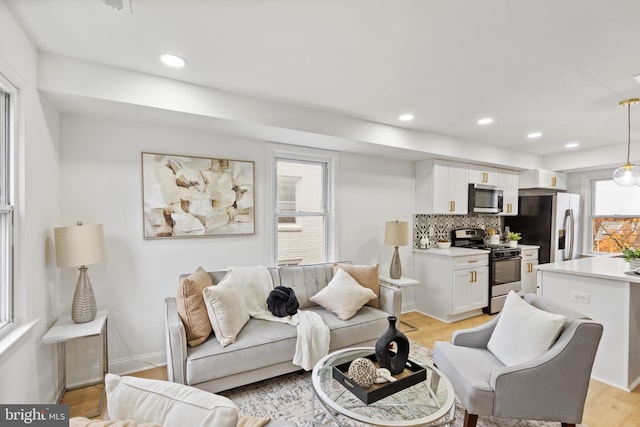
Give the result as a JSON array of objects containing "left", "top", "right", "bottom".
[{"left": 63, "top": 311, "right": 640, "bottom": 426}]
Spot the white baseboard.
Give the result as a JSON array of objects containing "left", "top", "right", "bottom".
[{"left": 67, "top": 350, "right": 167, "bottom": 388}]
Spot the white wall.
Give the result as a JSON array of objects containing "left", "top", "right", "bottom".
[
  {"left": 60, "top": 115, "right": 415, "bottom": 384},
  {"left": 0, "top": 4, "right": 62, "bottom": 403}
]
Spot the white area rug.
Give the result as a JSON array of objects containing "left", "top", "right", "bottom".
[{"left": 221, "top": 341, "right": 586, "bottom": 427}]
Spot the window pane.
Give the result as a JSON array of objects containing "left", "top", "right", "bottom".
[
  {"left": 594, "top": 180, "right": 640, "bottom": 215},
  {"left": 593, "top": 217, "right": 640, "bottom": 253},
  {"left": 277, "top": 216, "right": 325, "bottom": 266},
  {"left": 276, "top": 160, "right": 324, "bottom": 212}
]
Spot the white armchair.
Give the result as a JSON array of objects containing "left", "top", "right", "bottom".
[{"left": 433, "top": 294, "right": 602, "bottom": 427}]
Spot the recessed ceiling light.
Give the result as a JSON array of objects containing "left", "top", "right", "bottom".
[
  {"left": 477, "top": 118, "right": 493, "bottom": 125},
  {"left": 398, "top": 114, "right": 414, "bottom": 121},
  {"left": 634, "top": 74, "right": 640, "bottom": 84},
  {"left": 160, "top": 54, "right": 187, "bottom": 68},
  {"left": 565, "top": 142, "right": 579, "bottom": 148},
  {"left": 527, "top": 132, "right": 543, "bottom": 139}
]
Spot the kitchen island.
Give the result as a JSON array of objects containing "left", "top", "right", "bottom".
[{"left": 536, "top": 256, "right": 640, "bottom": 391}]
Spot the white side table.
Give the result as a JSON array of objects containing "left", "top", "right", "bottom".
[
  {"left": 43, "top": 310, "right": 108, "bottom": 418},
  {"left": 379, "top": 275, "right": 419, "bottom": 332}
]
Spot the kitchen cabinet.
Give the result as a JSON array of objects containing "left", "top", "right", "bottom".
[
  {"left": 518, "top": 169, "right": 567, "bottom": 190},
  {"left": 520, "top": 246, "right": 539, "bottom": 293},
  {"left": 415, "top": 159, "right": 468, "bottom": 214},
  {"left": 414, "top": 249, "right": 489, "bottom": 323},
  {"left": 468, "top": 165, "right": 498, "bottom": 186},
  {"left": 497, "top": 169, "right": 518, "bottom": 216}
]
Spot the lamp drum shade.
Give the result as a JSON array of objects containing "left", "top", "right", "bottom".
[
  {"left": 384, "top": 221, "right": 409, "bottom": 247},
  {"left": 54, "top": 223, "right": 106, "bottom": 267}
]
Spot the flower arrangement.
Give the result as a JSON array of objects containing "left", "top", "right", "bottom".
[{"left": 508, "top": 232, "right": 522, "bottom": 241}]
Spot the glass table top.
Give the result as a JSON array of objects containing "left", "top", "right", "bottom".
[{"left": 311, "top": 347, "right": 455, "bottom": 426}]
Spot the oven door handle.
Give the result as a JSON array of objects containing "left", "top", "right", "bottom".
[{"left": 493, "top": 256, "right": 522, "bottom": 261}]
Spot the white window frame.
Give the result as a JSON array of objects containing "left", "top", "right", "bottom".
[
  {"left": 0, "top": 75, "right": 15, "bottom": 336},
  {"left": 581, "top": 169, "right": 640, "bottom": 255},
  {"left": 267, "top": 145, "right": 337, "bottom": 267}
]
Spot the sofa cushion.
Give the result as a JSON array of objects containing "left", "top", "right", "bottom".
[
  {"left": 186, "top": 318, "right": 298, "bottom": 385},
  {"left": 176, "top": 266, "right": 214, "bottom": 347},
  {"left": 203, "top": 284, "right": 250, "bottom": 347},
  {"left": 105, "top": 373, "right": 238, "bottom": 427},
  {"left": 433, "top": 341, "right": 500, "bottom": 416},
  {"left": 333, "top": 263, "right": 380, "bottom": 308},
  {"left": 310, "top": 268, "right": 377, "bottom": 320},
  {"left": 487, "top": 291, "right": 566, "bottom": 366}
]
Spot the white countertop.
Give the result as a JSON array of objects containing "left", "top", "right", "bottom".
[
  {"left": 536, "top": 256, "right": 640, "bottom": 283},
  {"left": 414, "top": 247, "right": 490, "bottom": 257}
]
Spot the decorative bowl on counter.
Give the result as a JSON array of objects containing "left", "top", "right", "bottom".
[{"left": 436, "top": 241, "right": 451, "bottom": 249}]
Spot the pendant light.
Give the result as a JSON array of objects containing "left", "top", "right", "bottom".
[{"left": 612, "top": 98, "right": 640, "bottom": 186}]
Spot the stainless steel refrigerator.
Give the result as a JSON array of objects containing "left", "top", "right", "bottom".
[{"left": 504, "top": 192, "right": 581, "bottom": 264}]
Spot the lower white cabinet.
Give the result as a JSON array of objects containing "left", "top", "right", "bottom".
[
  {"left": 520, "top": 246, "right": 539, "bottom": 294},
  {"left": 414, "top": 250, "right": 489, "bottom": 323}
]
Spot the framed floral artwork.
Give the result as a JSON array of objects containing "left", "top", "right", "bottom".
[{"left": 141, "top": 152, "right": 254, "bottom": 238}]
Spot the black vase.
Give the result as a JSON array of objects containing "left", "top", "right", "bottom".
[{"left": 374, "top": 316, "right": 409, "bottom": 375}]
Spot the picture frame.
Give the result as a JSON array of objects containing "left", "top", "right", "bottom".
[{"left": 141, "top": 152, "right": 255, "bottom": 239}]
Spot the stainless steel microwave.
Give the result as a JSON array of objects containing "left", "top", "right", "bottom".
[{"left": 468, "top": 183, "right": 503, "bottom": 213}]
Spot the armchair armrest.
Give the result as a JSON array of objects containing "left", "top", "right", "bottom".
[
  {"left": 489, "top": 319, "right": 603, "bottom": 422},
  {"left": 379, "top": 282, "right": 402, "bottom": 319},
  {"left": 164, "top": 297, "right": 188, "bottom": 384},
  {"left": 451, "top": 315, "right": 500, "bottom": 348}
]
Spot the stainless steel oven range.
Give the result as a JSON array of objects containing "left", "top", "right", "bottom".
[{"left": 451, "top": 229, "right": 522, "bottom": 314}]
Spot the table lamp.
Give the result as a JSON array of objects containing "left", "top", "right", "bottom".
[
  {"left": 385, "top": 220, "right": 409, "bottom": 279},
  {"left": 54, "top": 221, "right": 106, "bottom": 323}
]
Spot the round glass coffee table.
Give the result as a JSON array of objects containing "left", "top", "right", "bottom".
[{"left": 311, "top": 347, "right": 455, "bottom": 426}]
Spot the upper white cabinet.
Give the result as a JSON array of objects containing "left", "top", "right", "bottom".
[
  {"left": 497, "top": 169, "right": 518, "bottom": 216},
  {"left": 415, "top": 159, "right": 468, "bottom": 214},
  {"left": 468, "top": 165, "right": 498, "bottom": 186},
  {"left": 519, "top": 169, "right": 567, "bottom": 190}
]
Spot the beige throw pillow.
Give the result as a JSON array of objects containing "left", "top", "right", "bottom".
[
  {"left": 203, "top": 283, "right": 250, "bottom": 347},
  {"left": 333, "top": 263, "right": 380, "bottom": 308},
  {"left": 176, "top": 266, "right": 213, "bottom": 347},
  {"left": 310, "top": 268, "right": 377, "bottom": 320}
]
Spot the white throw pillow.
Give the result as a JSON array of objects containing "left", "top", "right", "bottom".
[
  {"left": 203, "top": 283, "right": 250, "bottom": 347},
  {"left": 487, "top": 291, "right": 566, "bottom": 366},
  {"left": 310, "top": 268, "right": 377, "bottom": 320},
  {"left": 105, "top": 373, "right": 238, "bottom": 427}
]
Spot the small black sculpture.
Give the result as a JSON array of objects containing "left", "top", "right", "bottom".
[{"left": 374, "top": 316, "right": 409, "bottom": 375}]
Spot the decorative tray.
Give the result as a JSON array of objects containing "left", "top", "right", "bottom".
[{"left": 332, "top": 353, "right": 427, "bottom": 404}]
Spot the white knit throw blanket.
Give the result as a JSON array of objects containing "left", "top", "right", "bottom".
[{"left": 225, "top": 266, "right": 329, "bottom": 370}]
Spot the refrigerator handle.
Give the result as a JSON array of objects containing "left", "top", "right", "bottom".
[{"left": 565, "top": 209, "right": 575, "bottom": 260}]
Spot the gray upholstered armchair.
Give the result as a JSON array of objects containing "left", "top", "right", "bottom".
[{"left": 433, "top": 294, "right": 602, "bottom": 427}]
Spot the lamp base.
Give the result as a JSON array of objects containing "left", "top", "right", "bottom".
[
  {"left": 389, "top": 246, "right": 402, "bottom": 279},
  {"left": 72, "top": 266, "right": 97, "bottom": 323}
]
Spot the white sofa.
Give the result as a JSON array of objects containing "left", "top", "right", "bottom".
[{"left": 164, "top": 262, "right": 402, "bottom": 393}]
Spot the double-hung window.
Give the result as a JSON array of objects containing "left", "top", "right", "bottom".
[
  {"left": 0, "top": 79, "right": 14, "bottom": 334},
  {"left": 274, "top": 156, "right": 331, "bottom": 266},
  {"left": 590, "top": 178, "right": 640, "bottom": 253}
]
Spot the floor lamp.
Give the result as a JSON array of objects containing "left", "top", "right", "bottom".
[
  {"left": 385, "top": 220, "right": 409, "bottom": 279},
  {"left": 54, "top": 222, "right": 106, "bottom": 323}
]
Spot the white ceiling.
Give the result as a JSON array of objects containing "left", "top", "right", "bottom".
[{"left": 6, "top": 0, "right": 640, "bottom": 157}]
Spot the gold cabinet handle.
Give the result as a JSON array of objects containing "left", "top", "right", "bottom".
[
  {"left": 470, "top": 271, "right": 477, "bottom": 282},
  {"left": 527, "top": 263, "right": 533, "bottom": 273},
  {"left": 551, "top": 176, "right": 557, "bottom": 187},
  {"left": 449, "top": 201, "right": 455, "bottom": 212},
  {"left": 506, "top": 203, "right": 512, "bottom": 213},
  {"left": 525, "top": 253, "right": 534, "bottom": 257},
  {"left": 482, "top": 172, "right": 487, "bottom": 183},
  {"left": 468, "top": 259, "right": 478, "bottom": 263}
]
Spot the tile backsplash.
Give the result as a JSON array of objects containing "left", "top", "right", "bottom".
[{"left": 413, "top": 214, "right": 502, "bottom": 249}]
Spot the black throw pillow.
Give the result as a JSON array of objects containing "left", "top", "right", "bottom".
[{"left": 267, "top": 286, "right": 299, "bottom": 317}]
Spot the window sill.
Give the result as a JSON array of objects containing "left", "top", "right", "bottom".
[{"left": 0, "top": 319, "right": 39, "bottom": 363}]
